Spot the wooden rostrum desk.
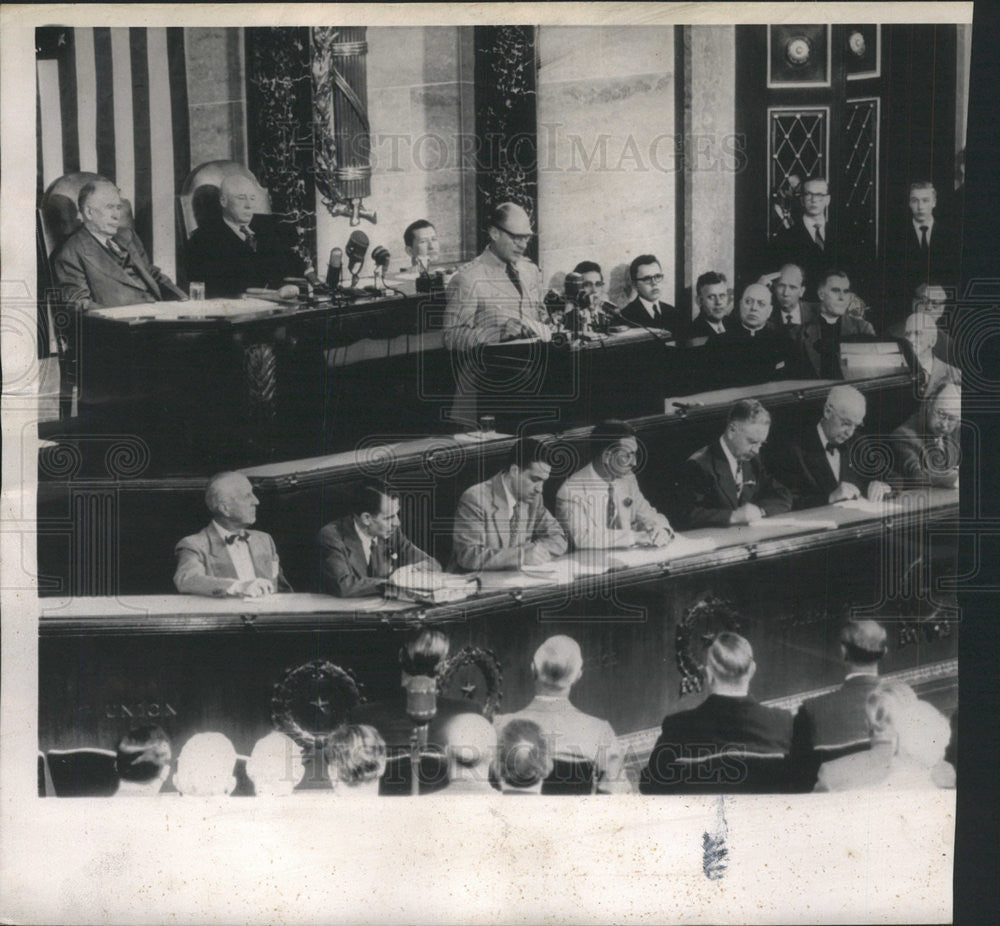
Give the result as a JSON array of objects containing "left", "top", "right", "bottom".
[
  {"left": 37, "top": 375, "right": 921, "bottom": 599},
  {"left": 39, "top": 488, "right": 958, "bottom": 761}
]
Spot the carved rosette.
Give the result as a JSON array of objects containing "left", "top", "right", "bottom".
[
  {"left": 271, "top": 659, "right": 362, "bottom": 750},
  {"left": 675, "top": 595, "right": 744, "bottom": 697},
  {"left": 437, "top": 646, "right": 504, "bottom": 720}
]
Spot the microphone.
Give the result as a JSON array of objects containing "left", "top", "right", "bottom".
[
  {"left": 371, "top": 244, "right": 391, "bottom": 293},
  {"left": 404, "top": 675, "right": 438, "bottom": 726},
  {"left": 345, "top": 230, "right": 369, "bottom": 288},
  {"left": 563, "top": 271, "right": 585, "bottom": 305},
  {"left": 326, "top": 247, "right": 343, "bottom": 289},
  {"left": 608, "top": 305, "right": 677, "bottom": 354}
]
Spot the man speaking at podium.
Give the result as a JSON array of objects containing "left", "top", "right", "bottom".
[
  {"left": 186, "top": 174, "right": 305, "bottom": 298},
  {"left": 443, "top": 202, "right": 551, "bottom": 349},
  {"left": 52, "top": 177, "right": 187, "bottom": 312}
]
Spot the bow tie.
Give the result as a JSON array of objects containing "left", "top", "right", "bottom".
[
  {"left": 825, "top": 442, "right": 839, "bottom": 454},
  {"left": 225, "top": 532, "right": 250, "bottom": 545}
]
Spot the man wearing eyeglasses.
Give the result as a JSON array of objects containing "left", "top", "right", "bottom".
[
  {"left": 891, "top": 383, "right": 961, "bottom": 489},
  {"left": 443, "top": 202, "right": 551, "bottom": 349},
  {"left": 671, "top": 399, "right": 792, "bottom": 529},
  {"left": 772, "top": 384, "right": 893, "bottom": 510},
  {"left": 618, "top": 255, "right": 681, "bottom": 336},
  {"left": 186, "top": 173, "right": 305, "bottom": 298},
  {"left": 562, "top": 260, "right": 618, "bottom": 333},
  {"left": 770, "top": 177, "right": 853, "bottom": 302}
]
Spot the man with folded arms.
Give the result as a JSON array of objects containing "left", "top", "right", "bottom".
[
  {"left": 555, "top": 419, "right": 675, "bottom": 550},
  {"left": 53, "top": 177, "right": 187, "bottom": 312},
  {"left": 174, "top": 471, "right": 290, "bottom": 597},
  {"left": 773, "top": 384, "right": 893, "bottom": 509},
  {"left": 451, "top": 435, "right": 567, "bottom": 571},
  {"left": 319, "top": 480, "right": 440, "bottom": 597},
  {"left": 672, "top": 399, "right": 792, "bottom": 529}
]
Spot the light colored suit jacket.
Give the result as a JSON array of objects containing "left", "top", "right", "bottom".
[
  {"left": 173, "top": 525, "right": 290, "bottom": 596},
  {"left": 494, "top": 695, "right": 627, "bottom": 793},
  {"left": 52, "top": 226, "right": 186, "bottom": 312},
  {"left": 451, "top": 472, "right": 567, "bottom": 571}
]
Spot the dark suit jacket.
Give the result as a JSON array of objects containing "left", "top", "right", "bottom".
[
  {"left": 672, "top": 440, "right": 793, "bottom": 529},
  {"left": 882, "top": 217, "right": 960, "bottom": 325},
  {"left": 685, "top": 312, "right": 730, "bottom": 342},
  {"left": 712, "top": 322, "right": 793, "bottom": 385},
  {"left": 800, "top": 313, "right": 878, "bottom": 378},
  {"left": 318, "top": 515, "right": 438, "bottom": 597},
  {"left": 618, "top": 297, "right": 682, "bottom": 338},
  {"left": 770, "top": 218, "right": 863, "bottom": 301},
  {"left": 891, "top": 412, "right": 961, "bottom": 488},
  {"left": 173, "top": 525, "right": 292, "bottom": 596},
  {"left": 770, "top": 301, "right": 819, "bottom": 378},
  {"left": 640, "top": 694, "right": 793, "bottom": 794},
  {"left": 186, "top": 214, "right": 303, "bottom": 298},
  {"left": 771, "top": 425, "right": 878, "bottom": 510},
  {"left": 52, "top": 226, "right": 186, "bottom": 311},
  {"left": 789, "top": 674, "right": 881, "bottom": 791}
]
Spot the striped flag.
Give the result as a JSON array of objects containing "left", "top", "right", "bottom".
[{"left": 36, "top": 26, "right": 190, "bottom": 280}]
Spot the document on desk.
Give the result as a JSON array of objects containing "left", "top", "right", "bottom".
[
  {"left": 608, "top": 535, "right": 718, "bottom": 569},
  {"left": 90, "top": 298, "right": 278, "bottom": 322},
  {"left": 754, "top": 516, "right": 839, "bottom": 532},
  {"left": 835, "top": 498, "right": 903, "bottom": 514}
]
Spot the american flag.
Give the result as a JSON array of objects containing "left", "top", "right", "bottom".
[{"left": 36, "top": 26, "right": 190, "bottom": 280}]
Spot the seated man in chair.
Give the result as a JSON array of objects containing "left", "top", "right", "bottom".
[
  {"left": 186, "top": 173, "right": 305, "bottom": 298},
  {"left": 52, "top": 177, "right": 187, "bottom": 311}
]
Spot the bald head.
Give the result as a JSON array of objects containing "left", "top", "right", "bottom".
[
  {"left": 739, "top": 283, "right": 773, "bottom": 330},
  {"left": 219, "top": 174, "right": 260, "bottom": 225},
  {"left": 821, "top": 385, "right": 866, "bottom": 446},
  {"left": 442, "top": 713, "right": 496, "bottom": 776},
  {"left": 532, "top": 635, "right": 583, "bottom": 693},
  {"left": 487, "top": 202, "right": 533, "bottom": 264},
  {"left": 205, "top": 471, "right": 259, "bottom": 528},
  {"left": 903, "top": 312, "right": 939, "bottom": 356}
]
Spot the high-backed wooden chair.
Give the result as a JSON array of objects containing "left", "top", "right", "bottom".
[
  {"left": 45, "top": 747, "right": 119, "bottom": 797},
  {"left": 176, "top": 160, "right": 271, "bottom": 241},
  {"left": 38, "top": 172, "right": 137, "bottom": 418}
]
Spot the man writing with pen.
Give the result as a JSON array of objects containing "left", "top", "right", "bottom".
[
  {"left": 556, "top": 420, "right": 675, "bottom": 550},
  {"left": 771, "top": 384, "right": 894, "bottom": 510}
]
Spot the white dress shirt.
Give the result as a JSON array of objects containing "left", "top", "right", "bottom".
[
  {"left": 818, "top": 422, "right": 841, "bottom": 481},
  {"left": 212, "top": 520, "right": 255, "bottom": 582},
  {"left": 912, "top": 216, "right": 935, "bottom": 244},
  {"left": 781, "top": 304, "right": 802, "bottom": 326},
  {"left": 638, "top": 297, "right": 661, "bottom": 322},
  {"left": 719, "top": 437, "right": 743, "bottom": 488},
  {"left": 555, "top": 463, "right": 671, "bottom": 550},
  {"left": 353, "top": 520, "right": 375, "bottom": 565}
]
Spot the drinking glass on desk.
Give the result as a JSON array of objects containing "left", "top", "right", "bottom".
[{"left": 189, "top": 281, "right": 206, "bottom": 300}]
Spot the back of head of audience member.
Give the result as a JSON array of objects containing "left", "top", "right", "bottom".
[
  {"left": 174, "top": 732, "right": 238, "bottom": 797},
  {"left": 246, "top": 731, "right": 305, "bottom": 797},
  {"left": 704, "top": 632, "right": 756, "bottom": 696},
  {"left": 115, "top": 724, "right": 172, "bottom": 795},
  {"left": 325, "top": 724, "right": 387, "bottom": 794},
  {"left": 866, "top": 681, "right": 950, "bottom": 769},
  {"left": 839, "top": 620, "right": 887, "bottom": 674},
  {"left": 399, "top": 628, "right": 450, "bottom": 681},
  {"left": 442, "top": 713, "right": 497, "bottom": 784},
  {"left": 497, "top": 719, "right": 552, "bottom": 793},
  {"left": 531, "top": 635, "right": 584, "bottom": 696}
]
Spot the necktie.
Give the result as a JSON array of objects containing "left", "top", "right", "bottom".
[
  {"left": 240, "top": 225, "right": 257, "bottom": 252},
  {"left": 734, "top": 462, "right": 744, "bottom": 492},
  {"left": 814, "top": 224, "right": 825, "bottom": 249},
  {"left": 225, "top": 531, "right": 249, "bottom": 545},
  {"left": 920, "top": 225, "right": 929, "bottom": 251},
  {"left": 606, "top": 484, "right": 618, "bottom": 529},
  {"left": 106, "top": 238, "right": 129, "bottom": 265},
  {"left": 917, "top": 368, "right": 929, "bottom": 393},
  {"left": 784, "top": 313, "right": 794, "bottom": 326},
  {"left": 367, "top": 540, "right": 378, "bottom": 577},
  {"left": 509, "top": 502, "right": 522, "bottom": 546},
  {"left": 505, "top": 261, "right": 523, "bottom": 296}
]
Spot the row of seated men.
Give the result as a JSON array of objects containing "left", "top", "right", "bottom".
[
  {"left": 173, "top": 385, "right": 960, "bottom": 599},
  {"left": 50, "top": 176, "right": 960, "bottom": 392},
  {"left": 52, "top": 624, "right": 955, "bottom": 797}
]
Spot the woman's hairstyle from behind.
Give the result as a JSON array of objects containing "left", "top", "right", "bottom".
[{"left": 325, "top": 724, "right": 387, "bottom": 786}]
